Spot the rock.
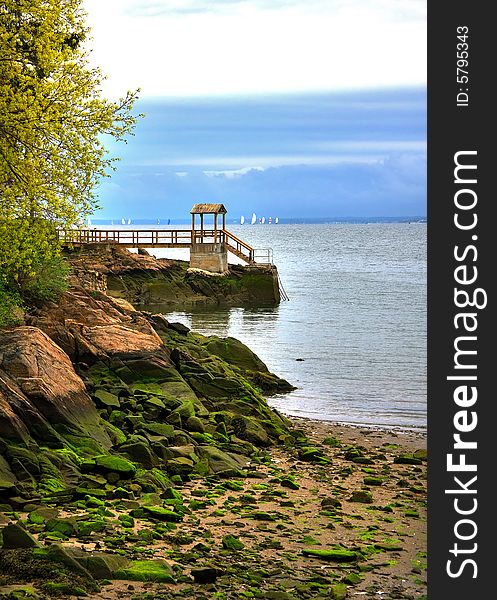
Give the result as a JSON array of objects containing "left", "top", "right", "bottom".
[
  {"left": 93, "top": 389, "right": 120, "bottom": 408},
  {"left": 119, "top": 441, "right": 156, "bottom": 468},
  {"left": 321, "top": 497, "right": 342, "bottom": 509},
  {"left": 74, "top": 551, "right": 130, "bottom": 579},
  {"left": 363, "top": 476, "right": 383, "bottom": 486},
  {"left": 45, "top": 517, "right": 78, "bottom": 537},
  {"left": 349, "top": 490, "right": 374, "bottom": 504},
  {"left": 191, "top": 566, "right": 219, "bottom": 584},
  {"left": 84, "top": 455, "right": 137, "bottom": 477},
  {"left": 168, "top": 322, "right": 190, "bottom": 335},
  {"left": 34, "top": 544, "right": 93, "bottom": 579},
  {"left": 395, "top": 453, "right": 423, "bottom": 465},
  {"left": 185, "top": 416, "right": 205, "bottom": 433},
  {"left": 142, "top": 505, "right": 182, "bottom": 522},
  {"left": 302, "top": 549, "right": 357, "bottom": 562},
  {"left": 196, "top": 445, "right": 248, "bottom": 475},
  {"left": 231, "top": 416, "right": 270, "bottom": 446},
  {"left": 280, "top": 478, "right": 300, "bottom": 490},
  {"left": 1, "top": 523, "right": 41, "bottom": 549},
  {"left": 221, "top": 534, "right": 244, "bottom": 551},
  {"left": 113, "top": 559, "right": 175, "bottom": 583},
  {"left": 330, "top": 583, "right": 348, "bottom": 599},
  {"left": 0, "top": 327, "right": 112, "bottom": 450}
]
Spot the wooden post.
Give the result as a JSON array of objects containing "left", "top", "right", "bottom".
[
  {"left": 222, "top": 213, "right": 226, "bottom": 230},
  {"left": 200, "top": 213, "right": 204, "bottom": 242},
  {"left": 214, "top": 213, "right": 217, "bottom": 243},
  {"left": 191, "top": 213, "right": 195, "bottom": 244}
]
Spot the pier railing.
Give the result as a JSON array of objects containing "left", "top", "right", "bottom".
[
  {"left": 57, "top": 227, "right": 257, "bottom": 264},
  {"left": 222, "top": 229, "right": 255, "bottom": 263},
  {"left": 57, "top": 228, "right": 193, "bottom": 247}
]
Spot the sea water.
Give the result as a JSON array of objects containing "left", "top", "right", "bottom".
[{"left": 117, "top": 223, "right": 427, "bottom": 430}]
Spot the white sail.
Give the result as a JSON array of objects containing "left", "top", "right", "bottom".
[
  {"left": 275, "top": 217, "right": 279, "bottom": 224},
  {"left": 121, "top": 218, "right": 126, "bottom": 225},
  {"left": 127, "top": 218, "right": 131, "bottom": 225},
  {"left": 240, "top": 215, "right": 245, "bottom": 224},
  {"left": 87, "top": 217, "right": 92, "bottom": 227},
  {"left": 261, "top": 216, "right": 265, "bottom": 224},
  {"left": 251, "top": 213, "right": 256, "bottom": 224}
]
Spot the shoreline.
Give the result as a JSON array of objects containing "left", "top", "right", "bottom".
[{"left": 286, "top": 414, "right": 427, "bottom": 439}]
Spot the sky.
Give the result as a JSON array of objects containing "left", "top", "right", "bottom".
[{"left": 83, "top": 0, "right": 427, "bottom": 220}]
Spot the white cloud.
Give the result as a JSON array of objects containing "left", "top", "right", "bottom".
[
  {"left": 138, "top": 154, "right": 385, "bottom": 168},
  {"left": 83, "top": 0, "right": 426, "bottom": 98},
  {"left": 204, "top": 166, "right": 265, "bottom": 178},
  {"left": 175, "top": 171, "right": 189, "bottom": 177}
]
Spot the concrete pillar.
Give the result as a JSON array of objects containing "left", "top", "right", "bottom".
[{"left": 190, "top": 242, "right": 228, "bottom": 273}]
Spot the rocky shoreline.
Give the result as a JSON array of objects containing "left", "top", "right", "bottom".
[{"left": 0, "top": 255, "right": 426, "bottom": 600}]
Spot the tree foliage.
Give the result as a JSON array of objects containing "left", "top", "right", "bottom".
[{"left": 0, "top": 0, "right": 139, "bottom": 288}]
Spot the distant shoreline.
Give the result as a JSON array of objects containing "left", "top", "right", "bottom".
[{"left": 87, "top": 216, "right": 428, "bottom": 226}]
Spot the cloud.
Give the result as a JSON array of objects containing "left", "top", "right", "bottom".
[
  {"left": 83, "top": 0, "right": 426, "bottom": 97},
  {"left": 204, "top": 166, "right": 266, "bottom": 178}
]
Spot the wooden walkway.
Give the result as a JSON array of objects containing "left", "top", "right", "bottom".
[{"left": 57, "top": 228, "right": 256, "bottom": 263}]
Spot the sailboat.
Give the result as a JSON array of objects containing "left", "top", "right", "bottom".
[
  {"left": 121, "top": 218, "right": 126, "bottom": 225},
  {"left": 275, "top": 217, "right": 279, "bottom": 224},
  {"left": 127, "top": 218, "right": 131, "bottom": 225},
  {"left": 251, "top": 213, "right": 256, "bottom": 225},
  {"left": 268, "top": 217, "right": 273, "bottom": 224},
  {"left": 240, "top": 215, "right": 245, "bottom": 225},
  {"left": 261, "top": 216, "right": 265, "bottom": 224},
  {"left": 87, "top": 217, "right": 92, "bottom": 227}
]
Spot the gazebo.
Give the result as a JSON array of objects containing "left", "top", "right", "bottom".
[
  {"left": 189, "top": 203, "right": 228, "bottom": 273},
  {"left": 190, "top": 203, "right": 227, "bottom": 244}
]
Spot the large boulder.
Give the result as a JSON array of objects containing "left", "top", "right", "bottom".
[
  {"left": 26, "top": 289, "right": 163, "bottom": 362},
  {"left": 0, "top": 327, "right": 111, "bottom": 451}
]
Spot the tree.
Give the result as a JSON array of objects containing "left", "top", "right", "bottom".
[{"left": 0, "top": 0, "right": 139, "bottom": 288}]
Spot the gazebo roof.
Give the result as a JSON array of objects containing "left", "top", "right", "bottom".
[{"left": 190, "top": 203, "right": 227, "bottom": 215}]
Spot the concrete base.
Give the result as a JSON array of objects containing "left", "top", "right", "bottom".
[{"left": 190, "top": 243, "right": 228, "bottom": 273}]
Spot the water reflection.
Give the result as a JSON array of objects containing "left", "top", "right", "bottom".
[{"left": 144, "top": 305, "right": 281, "bottom": 342}]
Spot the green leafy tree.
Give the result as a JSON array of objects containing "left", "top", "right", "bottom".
[{"left": 0, "top": 0, "right": 139, "bottom": 290}]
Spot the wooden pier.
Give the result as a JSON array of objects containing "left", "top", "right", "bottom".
[{"left": 57, "top": 227, "right": 255, "bottom": 264}]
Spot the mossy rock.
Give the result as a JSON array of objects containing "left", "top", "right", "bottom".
[
  {"left": 363, "top": 476, "right": 384, "bottom": 486},
  {"left": 45, "top": 518, "right": 78, "bottom": 537},
  {"left": 142, "top": 505, "right": 183, "bottom": 522},
  {"left": 85, "top": 455, "right": 137, "bottom": 477},
  {"left": 76, "top": 553, "right": 130, "bottom": 579},
  {"left": 1, "top": 524, "right": 41, "bottom": 549},
  {"left": 280, "top": 478, "right": 300, "bottom": 490},
  {"left": 41, "top": 582, "right": 87, "bottom": 597},
  {"left": 330, "top": 583, "right": 348, "bottom": 599},
  {"left": 302, "top": 548, "right": 357, "bottom": 562},
  {"left": 298, "top": 447, "right": 328, "bottom": 463},
  {"left": 221, "top": 534, "right": 244, "bottom": 551},
  {"left": 118, "top": 442, "right": 156, "bottom": 469},
  {"left": 231, "top": 416, "right": 270, "bottom": 446},
  {"left": 349, "top": 490, "right": 374, "bottom": 504},
  {"left": 394, "top": 454, "right": 423, "bottom": 465},
  {"left": 114, "top": 559, "right": 175, "bottom": 583},
  {"left": 342, "top": 572, "right": 361, "bottom": 585},
  {"left": 196, "top": 445, "right": 247, "bottom": 475},
  {"left": 142, "top": 422, "right": 175, "bottom": 438},
  {"left": 93, "top": 390, "right": 121, "bottom": 408}
]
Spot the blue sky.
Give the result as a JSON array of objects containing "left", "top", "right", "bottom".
[{"left": 84, "top": 1, "right": 427, "bottom": 220}]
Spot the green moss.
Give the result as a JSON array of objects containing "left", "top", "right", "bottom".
[
  {"left": 142, "top": 505, "right": 183, "bottom": 522},
  {"left": 114, "top": 559, "right": 175, "bottom": 583},
  {"left": 221, "top": 534, "right": 244, "bottom": 551}
]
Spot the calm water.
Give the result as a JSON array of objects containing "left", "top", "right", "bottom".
[{"left": 118, "top": 223, "right": 426, "bottom": 430}]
